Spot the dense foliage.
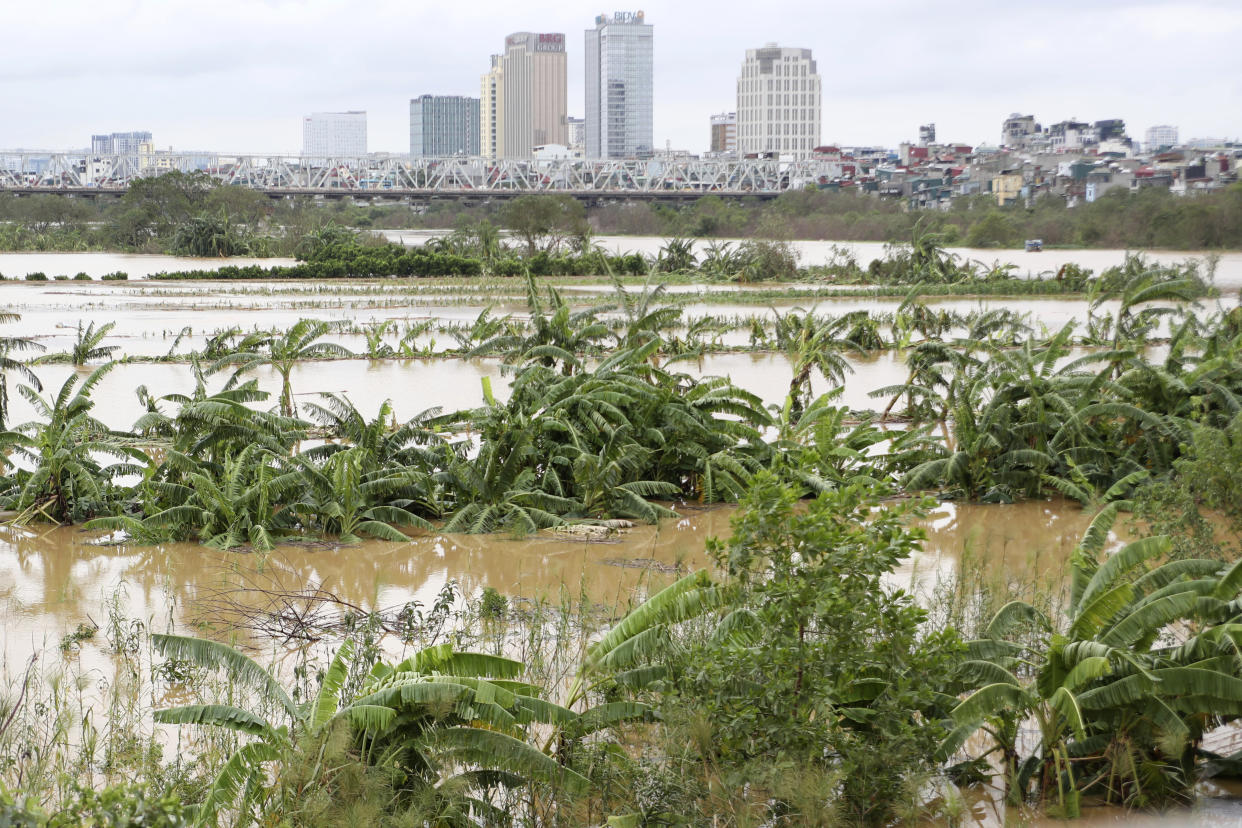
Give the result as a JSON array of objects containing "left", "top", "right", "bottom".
[
  {"left": 5, "top": 180, "right": 1239, "bottom": 260},
  {"left": 4, "top": 241, "right": 1242, "bottom": 822}
]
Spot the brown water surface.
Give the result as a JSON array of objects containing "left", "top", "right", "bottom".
[{"left": 5, "top": 497, "right": 1242, "bottom": 824}]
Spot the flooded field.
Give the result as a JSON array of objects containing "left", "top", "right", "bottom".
[
  {"left": 385, "top": 230, "right": 1242, "bottom": 290},
  {"left": 0, "top": 498, "right": 1091, "bottom": 672},
  {"left": 0, "top": 251, "right": 296, "bottom": 280},
  {"left": 6, "top": 496, "right": 1240, "bottom": 826},
  {"left": 3, "top": 248, "right": 1242, "bottom": 824}
]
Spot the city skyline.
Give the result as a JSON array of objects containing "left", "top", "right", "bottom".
[{"left": 2, "top": 0, "right": 1240, "bottom": 155}]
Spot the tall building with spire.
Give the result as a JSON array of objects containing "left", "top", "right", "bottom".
[{"left": 584, "top": 12, "right": 653, "bottom": 159}]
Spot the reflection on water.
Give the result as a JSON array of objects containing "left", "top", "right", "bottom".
[
  {"left": 0, "top": 499, "right": 1104, "bottom": 667},
  {"left": 0, "top": 507, "right": 730, "bottom": 665}
]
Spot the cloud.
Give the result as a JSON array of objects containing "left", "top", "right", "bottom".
[{"left": 1, "top": 0, "right": 1238, "bottom": 152}]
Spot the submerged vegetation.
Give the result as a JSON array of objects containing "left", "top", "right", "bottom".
[
  {"left": 7, "top": 477, "right": 1242, "bottom": 825},
  {"left": 3, "top": 228, "right": 1242, "bottom": 824}
]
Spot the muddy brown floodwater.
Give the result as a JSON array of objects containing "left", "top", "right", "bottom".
[
  {"left": 3, "top": 495, "right": 1241, "bottom": 824},
  {"left": 4, "top": 249, "right": 1242, "bottom": 822}
]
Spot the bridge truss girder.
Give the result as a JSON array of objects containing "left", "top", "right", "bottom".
[{"left": 0, "top": 152, "right": 847, "bottom": 195}]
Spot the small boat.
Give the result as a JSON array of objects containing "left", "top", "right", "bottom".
[{"left": 1025, "top": 239, "right": 1043, "bottom": 252}]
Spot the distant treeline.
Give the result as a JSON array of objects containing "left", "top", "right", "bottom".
[
  {"left": 2, "top": 173, "right": 1241, "bottom": 254},
  {"left": 398, "top": 182, "right": 1242, "bottom": 250}
]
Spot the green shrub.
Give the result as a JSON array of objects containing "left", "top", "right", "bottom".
[
  {"left": 0, "top": 789, "right": 41, "bottom": 828},
  {"left": 24, "top": 272, "right": 48, "bottom": 281},
  {"left": 737, "top": 239, "right": 799, "bottom": 282},
  {"left": 73, "top": 271, "right": 93, "bottom": 280},
  {"left": 101, "top": 271, "right": 129, "bottom": 281},
  {"left": 479, "top": 586, "right": 508, "bottom": 619},
  {"left": 47, "top": 783, "right": 190, "bottom": 828},
  {"left": 666, "top": 475, "right": 962, "bottom": 824}
]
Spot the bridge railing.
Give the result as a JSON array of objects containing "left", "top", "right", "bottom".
[{"left": 0, "top": 152, "right": 849, "bottom": 194}]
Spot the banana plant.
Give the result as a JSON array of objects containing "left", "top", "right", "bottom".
[
  {"left": 0, "top": 311, "right": 43, "bottom": 429},
  {"left": 36, "top": 320, "right": 120, "bottom": 366},
  {"left": 89, "top": 443, "right": 298, "bottom": 550},
  {"left": 7, "top": 363, "right": 146, "bottom": 523},
  {"left": 287, "top": 447, "right": 432, "bottom": 542},
  {"left": 943, "top": 505, "right": 1242, "bottom": 812},
  {"left": 211, "top": 318, "right": 353, "bottom": 416},
  {"left": 152, "top": 635, "right": 586, "bottom": 827}
]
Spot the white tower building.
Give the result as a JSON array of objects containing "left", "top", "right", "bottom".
[
  {"left": 736, "top": 44, "right": 821, "bottom": 160},
  {"left": 302, "top": 111, "right": 367, "bottom": 157}
]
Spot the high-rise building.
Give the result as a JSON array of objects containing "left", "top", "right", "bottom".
[
  {"left": 480, "top": 55, "right": 505, "bottom": 159},
  {"left": 499, "top": 32, "right": 567, "bottom": 158},
  {"left": 585, "top": 11, "right": 654, "bottom": 159},
  {"left": 567, "top": 116, "right": 586, "bottom": 152},
  {"left": 918, "top": 123, "right": 936, "bottom": 146},
  {"left": 410, "top": 95, "right": 480, "bottom": 157},
  {"left": 735, "top": 44, "right": 821, "bottom": 159},
  {"left": 709, "top": 112, "right": 737, "bottom": 155},
  {"left": 302, "top": 111, "right": 367, "bottom": 157},
  {"left": 90, "top": 131, "right": 153, "bottom": 155},
  {"left": 1145, "top": 124, "right": 1179, "bottom": 151}
]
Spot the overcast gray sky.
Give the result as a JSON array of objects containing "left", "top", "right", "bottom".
[{"left": 3, "top": 0, "right": 1240, "bottom": 154}]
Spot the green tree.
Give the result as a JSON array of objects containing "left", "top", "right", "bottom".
[
  {"left": 965, "top": 211, "right": 1020, "bottom": 248},
  {"left": 107, "top": 170, "right": 215, "bottom": 248},
  {"left": 654, "top": 475, "right": 962, "bottom": 825},
  {"left": 499, "top": 194, "right": 587, "bottom": 256}
]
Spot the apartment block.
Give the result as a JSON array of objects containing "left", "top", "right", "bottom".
[{"left": 736, "top": 44, "right": 821, "bottom": 159}]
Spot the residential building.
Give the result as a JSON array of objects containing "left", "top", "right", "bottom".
[
  {"left": 585, "top": 11, "right": 654, "bottom": 159},
  {"left": 710, "top": 112, "right": 737, "bottom": 155},
  {"left": 1098, "top": 138, "right": 1134, "bottom": 157},
  {"left": 567, "top": 116, "right": 585, "bottom": 152},
  {"left": 1145, "top": 125, "right": 1179, "bottom": 152},
  {"left": 409, "top": 95, "right": 480, "bottom": 157},
  {"left": 480, "top": 55, "right": 504, "bottom": 159},
  {"left": 918, "top": 123, "right": 936, "bottom": 146},
  {"left": 302, "top": 111, "right": 367, "bottom": 156},
  {"left": 1048, "top": 120, "right": 1092, "bottom": 151},
  {"left": 1001, "top": 114, "right": 1040, "bottom": 148},
  {"left": 499, "top": 32, "right": 567, "bottom": 158},
  {"left": 1186, "top": 137, "right": 1232, "bottom": 150},
  {"left": 993, "top": 169, "right": 1025, "bottom": 205},
  {"left": 90, "top": 131, "right": 153, "bottom": 155},
  {"left": 1095, "top": 119, "right": 1127, "bottom": 143},
  {"left": 735, "top": 44, "right": 822, "bottom": 160}
]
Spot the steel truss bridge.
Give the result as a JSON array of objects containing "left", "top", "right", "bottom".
[{"left": 0, "top": 152, "right": 847, "bottom": 200}]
